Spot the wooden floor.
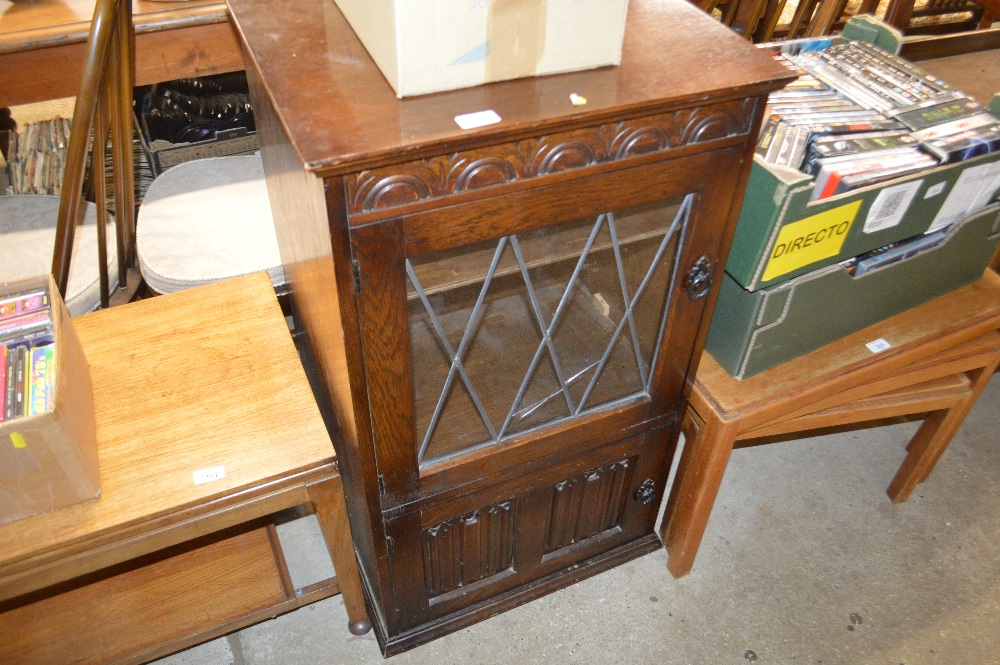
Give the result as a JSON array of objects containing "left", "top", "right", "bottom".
[{"left": 915, "top": 46, "right": 1000, "bottom": 105}]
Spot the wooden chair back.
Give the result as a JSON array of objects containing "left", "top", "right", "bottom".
[
  {"left": 51, "top": 0, "right": 136, "bottom": 309},
  {"left": 692, "top": 0, "right": 852, "bottom": 42},
  {"left": 745, "top": 0, "right": 994, "bottom": 43},
  {"left": 884, "top": 0, "right": 996, "bottom": 34}
]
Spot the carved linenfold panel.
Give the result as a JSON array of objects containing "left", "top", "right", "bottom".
[
  {"left": 544, "top": 458, "right": 633, "bottom": 554},
  {"left": 423, "top": 500, "right": 517, "bottom": 598},
  {"left": 345, "top": 99, "right": 756, "bottom": 216}
]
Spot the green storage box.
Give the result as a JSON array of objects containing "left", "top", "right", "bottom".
[
  {"left": 727, "top": 149, "right": 1000, "bottom": 293},
  {"left": 706, "top": 203, "right": 1000, "bottom": 380},
  {"left": 727, "top": 20, "right": 1000, "bottom": 292}
]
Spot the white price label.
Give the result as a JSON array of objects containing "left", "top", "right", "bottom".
[
  {"left": 864, "top": 180, "right": 921, "bottom": 233},
  {"left": 193, "top": 465, "right": 226, "bottom": 485},
  {"left": 455, "top": 110, "right": 501, "bottom": 130},
  {"left": 866, "top": 338, "right": 892, "bottom": 354},
  {"left": 924, "top": 182, "right": 946, "bottom": 199}
]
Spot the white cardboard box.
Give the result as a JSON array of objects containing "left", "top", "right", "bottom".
[{"left": 333, "top": 0, "right": 629, "bottom": 98}]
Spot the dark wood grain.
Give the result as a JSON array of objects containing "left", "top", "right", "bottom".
[
  {"left": 343, "top": 100, "right": 757, "bottom": 221},
  {"left": 898, "top": 27, "right": 1000, "bottom": 60},
  {"left": 351, "top": 221, "right": 420, "bottom": 505},
  {"left": 230, "top": 0, "right": 792, "bottom": 653},
  {"left": 380, "top": 428, "right": 671, "bottom": 639},
  {"left": 245, "top": 59, "right": 395, "bottom": 625}
]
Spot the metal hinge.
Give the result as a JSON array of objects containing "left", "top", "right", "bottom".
[
  {"left": 377, "top": 473, "right": 386, "bottom": 495},
  {"left": 386, "top": 535, "right": 395, "bottom": 555},
  {"left": 352, "top": 258, "right": 362, "bottom": 295}
]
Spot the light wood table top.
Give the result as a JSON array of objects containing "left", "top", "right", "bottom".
[
  {"left": 662, "top": 270, "right": 1000, "bottom": 577},
  {"left": 0, "top": 273, "right": 337, "bottom": 599},
  {"left": 0, "top": 0, "right": 225, "bottom": 51},
  {"left": 0, "top": 0, "right": 241, "bottom": 106},
  {"left": 695, "top": 269, "right": 1000, "bottom": 427}
]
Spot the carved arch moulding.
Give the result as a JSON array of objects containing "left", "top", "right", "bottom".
[{"left": 345, "top": 98, "right": 757, "bottom": 216}]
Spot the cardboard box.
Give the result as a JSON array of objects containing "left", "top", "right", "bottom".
[
  {"left": 726, "top": 26, "right": 1000, "bottom": 293},
  {"left": 332, "top": 0, "right": 628, "bottom": 97},
  {"left": 728, "top": 145, "right": 1000, "bottom": 293},
  {"left": 0, "top": 275, "right": 99, "bottom": 525},
  {"left": 705, "top": 203, "right": 1000, "bottom": 380},
  {"left": 137, "top": 114, "right": 259, "bottom": 177}
]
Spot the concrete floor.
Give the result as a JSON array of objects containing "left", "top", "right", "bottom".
[{"left": 155, "top": 373, "right": 1000, "bottom": 665}]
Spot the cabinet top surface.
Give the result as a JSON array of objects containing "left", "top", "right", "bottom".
[{"left": 226, "top": 0, "right": 793, "bottom": 176}]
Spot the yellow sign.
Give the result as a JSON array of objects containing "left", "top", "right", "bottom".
[
  {"left": 10, "top": 432, "right": 26, "bottom": 449},
  {"left": 761, "top": 201, "right": 863, "bottom": 282}
]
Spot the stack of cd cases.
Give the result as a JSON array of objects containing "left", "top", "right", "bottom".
[{"left": 756, "top": 39, "right": 1000, "bottom": 201}]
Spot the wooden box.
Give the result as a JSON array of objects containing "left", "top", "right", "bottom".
[
  {"left": 231, "top": 0, "right": 794, "bottom": 652},
  {"left": 0, "top": 275, "right": 99, "bottom": 525},
  {"left": 136, "top": 113, "right": 258, "bottom": 177}
]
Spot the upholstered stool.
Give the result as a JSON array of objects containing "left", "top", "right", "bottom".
[
  {"left": 0, "top": 195, "right": 119, "bottom": 315},
  {"left": 136, "top": 154, "right": 286, "bottom": 294}
]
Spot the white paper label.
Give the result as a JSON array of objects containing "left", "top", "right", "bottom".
[
  {"left": 864, "top": 180, "right": 922, "bottom": 233},
  {"left": 866, "top": 338, "right": 892, "bottom": 354},
  {"left": 928, "top": 161, "right": 1000, "bottom": 233},
  {"left": 193, "top": 465, "right": 226, "bottom": 485},
  {"left": 455, "top": 110, "right": 501, "bottom": 130},
  {"left": 924, "top": 182, "right": 946, "bottom": 198}
]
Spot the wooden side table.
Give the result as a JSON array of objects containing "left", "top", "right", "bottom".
[
  {"left": 660, "top": 270, "right": 1000, "bottom": 578},
  {"left": 0, "top": 0, "right": 241, "bottom": 106},
  {"left": 0, "top": 274, "right": 370, "bottom": 664}
]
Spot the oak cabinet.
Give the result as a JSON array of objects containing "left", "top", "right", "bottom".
[{"left": 228, "top": 0, "right": 792, "bottom": 654}]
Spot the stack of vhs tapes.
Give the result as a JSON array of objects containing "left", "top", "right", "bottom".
[
  {"left": 756, "top": 41, "right": 1000, "bottom": 201},
  {"left": 5, "top": 117, "right": 71, "bottom": 196},
  {"left": 1, "top": 287, "right": 55, "bottom": 423}
]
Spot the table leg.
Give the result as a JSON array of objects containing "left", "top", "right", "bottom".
[
  {"left": 308, "top": 476, "right": 373, "bottom": 635},
  {"left": 660, "top": 406, "right": 742, "bottom": 578},
  {"left": 888, "top": 360, "right": 1000, "bottom": 503}
]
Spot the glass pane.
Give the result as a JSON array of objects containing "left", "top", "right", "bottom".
[{"left": 408, "top": 195, "right": 691, "bottom": 465}]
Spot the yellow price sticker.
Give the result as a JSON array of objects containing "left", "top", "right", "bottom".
[
  {"left": 10, "top": 432, "right": 27, "bottom": 449},
  {"left": 761, "top": 200, "right": 863, "bottom": 282}
]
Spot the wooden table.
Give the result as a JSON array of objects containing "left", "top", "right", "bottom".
[
  {"left": 0, "top": 273, "right": 371, "bottom": 664},
  {"left": 659, "top": 270, "right": 1000, "bottom": 578},
  {"left": 0, "top": 0, "right": 241, "bottom": 106}
]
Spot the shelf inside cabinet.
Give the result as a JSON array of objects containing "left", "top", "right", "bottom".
[
  {"left": 407, "top": 198, "right": 687, "bottom": 300},
  {"left": 408, "top": 197, "right": 690, "bottom": 465}
]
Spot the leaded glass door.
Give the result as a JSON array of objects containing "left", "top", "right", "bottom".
[
  {"left": 407, "top": 196, "right": 690, "bottom": 466},
  {"left": 349, "top": 148, "right": 742, "bottom": 512}
]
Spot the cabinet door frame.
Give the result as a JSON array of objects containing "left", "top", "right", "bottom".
[{"left": 350, "top": 145, "right": 749, "bottom": 512}]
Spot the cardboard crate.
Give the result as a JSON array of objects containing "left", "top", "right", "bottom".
[
  {"left": 137, "top": 113, "right": 258, "bottom": 177},
  {"left": 332, "top": 0, "right": 628, "bottom": 98},
  {"left": 705, "top": 203, "right": 1000, "bottom": 380},
  {"left": 726, "top": 23, "right": 1000, "bottom": 293},
  {"left": 0, "top": 275, "right": 99, "bottom": 525},
  {"left": 728, "top": 150, "right": 1000, "bottom": 292}
]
